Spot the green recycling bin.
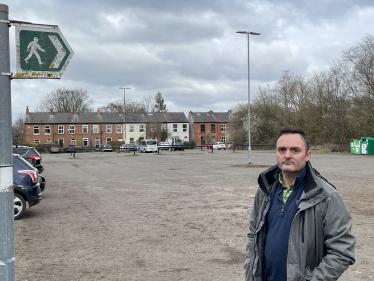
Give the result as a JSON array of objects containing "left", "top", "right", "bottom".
[
  {"left": 350, "top": 139, "right": 361, "bottom": 154},
  {"left": 360, "top": 137, "right": 374, "bottom": 155}
]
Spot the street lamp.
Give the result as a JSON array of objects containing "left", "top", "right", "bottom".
[
  {"left": 119, "top": 87, "right": 131, "bottom": 143},
  {"left": 236, "top": 31, "right": 260, "bottom": 164}
]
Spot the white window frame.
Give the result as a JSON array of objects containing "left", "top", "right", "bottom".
[
  {"left": 129, "top": 125, "right": 134, "bottom": 133},
  {"left": 173, "top": 124, "right": 177, "bottom": 132},
  {"left": 130, "top": 138, "right": 134, "bottom": 143},
  {"left": 83, "top": 138, "right": 88, "bottom": 147},
  {"left": 71, "top": 139, "right": 76, "bottom": 145},
  {"left": 93, "top": 125, "right": 99, "bottom": 134},
  {"left": 106, "top": 125, "right": 112, "bottom": 133},
  {"left": 44, "top": 125, "right": 50, "bottom": 135},
  {"left": 116, "top": 125, "right": 122, "bottom": 133},
  {"left": 139, "top": 125, "right": 144, "bottom": 133},
  {"left": 221, "top": 136, "right": 226, "bottom": 143},
  {"left": 69, "top": 125, "right": 75, "bottom": 134},
  {"left": 33, "top": 126, "right": 39, "bottom": 135},
  {"left": 161, "top": 124, "right": 166, "bottom": 131},
  {"left": 221, "top": 124, "right": 226, "bottom": 132},
  {"left": 58, "top": 125, "right": 64, "bottom": 134},
  {"left": 46, "top": 139, "right": 51, "bottom": 143},
  {"left": 82, "top": 125, "right": 88, "bottom": 134}
]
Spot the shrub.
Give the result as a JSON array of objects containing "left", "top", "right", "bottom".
[{"left": 36, "top": 143, "right": 55, "bottom": 153}]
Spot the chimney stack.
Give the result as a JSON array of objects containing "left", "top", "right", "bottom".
[
  {"left": 74, "top": 107, "right": 77, "bottom": 115},
  {"left": 119, "top": 107, "right": 123, "bottom": 115},
  {"left": 209, "top": 110, "right": 213, "bottom": 114},
  {"left": 97, "top": 108, "right": 100, "bottom": 115},
  {"left": 50, "top": 107, "right": 53, "bottom": 115},
  {"left": 26, "top": 106, "right": 29, "bottom": 115}
]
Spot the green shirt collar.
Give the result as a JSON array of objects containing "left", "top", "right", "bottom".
[{"left": 279, "top": 172, "right": 295, "bottom": 189}]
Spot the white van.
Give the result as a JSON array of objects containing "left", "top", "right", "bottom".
[{"left": 139, "top": 139, "right": 158, "bottom": 153}]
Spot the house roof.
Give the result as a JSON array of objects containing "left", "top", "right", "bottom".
[
  {"left": 25, "top": 111, "right": 188, "bottom": 124},
  {"left": 189, "top": 111, "right": 230, "bottom": 123}
]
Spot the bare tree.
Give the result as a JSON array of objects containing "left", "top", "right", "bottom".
[
  {"left": 99, "top": 95, "right": 156, "bottom": 113},
  {"left": 12, "top": 113, "right": 26, "bottom": 144},
  {"left": 37, "top": 88, "right": 94, "bottom": 112}
]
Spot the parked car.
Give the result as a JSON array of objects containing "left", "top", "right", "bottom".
[
  {"left": 158, "top": 142, "right": 171, "bottom": 150},
  {"left": 102, "top": 144, "right": 112, "bottom": 152},
  {"left": 67, "top": 145, "right": 76, "bottom": 153},
  {"left": 12, "top": 145, "right": 44, "bottom": 173},
  {"left": 172, "top": 142, "right": 184, "bottom": 151},
  {"left": 13, "top": 154, "right": 42, "bottom": 220},
  {"left": 50, "top": 146, "right": 60, "bottom": 153},
  {"left": 206, "top": 142, "right": 214, "bottom": 149},
  {"left": 213, "top": 142, "right": 227, "bottom": 150},
  {"left": 121, "top": 143, "right": 137, "bottom": 152}
]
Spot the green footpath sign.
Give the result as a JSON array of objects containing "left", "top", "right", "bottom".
[{"left": 15, "top": 26, "right": 74, "bottom": 79}]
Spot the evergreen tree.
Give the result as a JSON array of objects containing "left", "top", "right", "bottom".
[{"left": 154, "top": 91, "right": 167, "bottom": 112}]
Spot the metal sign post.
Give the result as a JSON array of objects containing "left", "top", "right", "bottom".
[
  {"left": 0, "top": 4, "right": 15, "bottom": 281},
  {"left": 0, "top": 3, "right": 74, "bottom": 280}
]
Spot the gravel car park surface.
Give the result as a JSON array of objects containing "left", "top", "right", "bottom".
[{"left": 15, "top": 150, "right": 374, "bottom": 280}]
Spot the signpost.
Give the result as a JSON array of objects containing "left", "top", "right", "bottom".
[
  {"left": 0, "top": 3, "right": 74, "bottom": 280},
  {"left": 15, "top": 25, "right": 74, "bottom": 78}
]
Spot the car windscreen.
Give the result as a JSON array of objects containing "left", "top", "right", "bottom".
[{"left": 147, "top": 140, "right": 157, "bottom": 145}]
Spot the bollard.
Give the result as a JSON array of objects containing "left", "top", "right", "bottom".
[
  {"left": 233, "top": 143, "right": 235, "bottom": 153},
  {"left": 211, "top": 145, "right": 213, "bottom": 153}
]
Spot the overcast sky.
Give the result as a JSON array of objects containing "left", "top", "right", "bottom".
[{"left": 4, "top": 0, "right": 374, "bottom": 120}]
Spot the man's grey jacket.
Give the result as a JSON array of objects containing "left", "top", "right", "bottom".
[{"left": 244, "top": 161, "right": 355, "bottom": 281}]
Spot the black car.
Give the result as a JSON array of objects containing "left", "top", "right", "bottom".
[
  {"left": 12, "top": 145, "right": 44, "bottom": 173},
  {"left": 67, "top": 144, "right": 76, "bottom": 153},
  {"left": 172, "top": 142, "right": 185, "bottom": 151},
  {"left": 13, "top": 154, "right": 42, "bottom": 220}
]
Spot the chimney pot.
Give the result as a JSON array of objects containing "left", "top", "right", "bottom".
[
  {"left": 97, "top": 108, "right": 100, "bottom": 115},
  {"left": 26, "top": 106, "right": 29, "bottom": 115},
  {"left": 74, "top": 107, "right": 77, "bottom": 115},
  {"left": 50, "top": 107, "right": 53, "bottom": 115}
]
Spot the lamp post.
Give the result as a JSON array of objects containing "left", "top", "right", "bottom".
[
  {"left": 236, "top": 31, "right": 260, "bottom": 164},
  {"left": 119, "top": 87, "right": 130, "bottom": 143}
]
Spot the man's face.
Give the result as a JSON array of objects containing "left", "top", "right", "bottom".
[{"left": 276, "top": 133, "right": 311, "bottom": 173}]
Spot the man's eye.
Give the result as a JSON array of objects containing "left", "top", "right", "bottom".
[
  {"left": 292, "top": 149, "right": 300, "bottom": 153},
  {"left": 278, "top": 148, "right": 285, "bottom": 152}
]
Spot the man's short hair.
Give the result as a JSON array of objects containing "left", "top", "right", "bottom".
[{"left": 277, "top": 129, "right": 310, "bottom": 152}]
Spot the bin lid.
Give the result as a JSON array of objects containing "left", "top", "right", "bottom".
[{"left": 361, "top": 137, "right": 374, "bottom": 141}]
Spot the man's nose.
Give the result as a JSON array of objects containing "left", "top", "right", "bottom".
[{"left": 284, "top": 149, "right": 291, "bottom": 158}]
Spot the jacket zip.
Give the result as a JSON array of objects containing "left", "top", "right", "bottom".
[{"left": 301, "top": 211, "right": 305, "bottom": 243}]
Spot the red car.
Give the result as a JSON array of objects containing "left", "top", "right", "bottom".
[{"left": 206, "top": 142, "right": 214, "bottom": 149}]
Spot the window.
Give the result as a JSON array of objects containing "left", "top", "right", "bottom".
[
  {"left": 211, "top": 124, "right": 215, "bottom": 133},
  {"left": 116, "top": 125, "right": 122, "bottom": 133},
  {"left": 151, "top": 124, "right": 156, "bottom": 132},
  {"left": 183, "top": 124, "right": 187, "bottom": 132},
  {"left": 83, "top": 138, "right": 88, "bottom": 147},
  {"left": 69, "top": 125, "right": 75, "bottom": 134},
  {"left": 129, "top": 125, "right": 134, "bottom": 133},
  {"left": 34, "top": 139, "right": 40, "bottom": 144},
  {"left": 106, "top": 125, "right": 112, "bottom": 133},
  {"left": 161, "top": 124, "right": 166, "bottom": 131},
  {"left": 44, "top": 125, "right": 50, "bottom": 134},
  {"left": 106, "top": 137, "right": 112, "bottom": 144},
  {"left": 221, "top": 124, "right": 226, "bottom": 132},
  {"left": 200, "top": 124, "right": 205, "bottom": 133},
  {"left": 173, "top": 124, "right": 177, "bottom": 132},
  {"left": 130, "top": 138, "right": 134, "bottom": 143},
  {"left": 82, "top": 125, "right": 88, "bottom": 134},
  {"left": 33, "top": 126, "right": 39, "bottom": 135},
  {"left": 93, "top": 125, "right": 99, "bottom": 134},
  {"left": 58, "top": 125, "right": 64, "bottom": 134},
  {"left": 139, "top": 125, "right": 144, "bottom": 133},
  {"left": 221, "top": 136, "right": 226, "bottom": 143},
  {"left": 46, "top": 139, "right": 51, "bottom": 143},
  {"left": 118, "top": 138, "right": 123, "bottom": 142}
]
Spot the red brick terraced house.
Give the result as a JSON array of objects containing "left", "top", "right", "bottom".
[
  {"left": 24, "top": 107, "right": 125, "bottom": 147},
  {"left": 188, "top": 110, "right": 231, "bottom": 146},
  {"left": 24, "top": 107, "right": 189, "bottom": 147}
]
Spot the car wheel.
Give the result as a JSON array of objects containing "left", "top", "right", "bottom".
[{"left": 14, "top": 193, "right": 26, "bottom": 220}]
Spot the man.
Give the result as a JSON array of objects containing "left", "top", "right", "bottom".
[
  {"left": 244, "top": 129, "right": 355, "bottom": 281},
  {"left": 25, "top": 37, "right": 45, "bottom": 65}
]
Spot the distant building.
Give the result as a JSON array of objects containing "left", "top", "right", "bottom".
[
  {"left": 24, "top": 106, "right": 189, "bottom": 146},
  {"left": 188, "top": 110, "right": 231, "bottom": 146}
]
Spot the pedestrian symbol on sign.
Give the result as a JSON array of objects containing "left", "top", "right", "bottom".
[{"left": 24, "top": 37, "right": 45, "bottom": 65}]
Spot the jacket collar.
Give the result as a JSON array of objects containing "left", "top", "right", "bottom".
[{"left": 258, "top": 161, "right": 318, "bottom": 197}]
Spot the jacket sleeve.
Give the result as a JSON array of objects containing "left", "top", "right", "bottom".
[
  {"left": 244, "top": 189, "right": 261, "bottom": 281},
  {"left": 310, "top": 192, "right": 356, "bottom": 281}
]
